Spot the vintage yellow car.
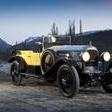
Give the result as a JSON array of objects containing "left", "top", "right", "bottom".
[{"left": 8, "top": 35, "right": 112, "bottom": 97}]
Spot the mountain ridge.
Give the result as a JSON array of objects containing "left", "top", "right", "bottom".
[
  {"left": 0, "top": 38, "right": 11, "bottom": 52},
  {"left": 9, "top": 29, "right": 112, "bottom": 53}
]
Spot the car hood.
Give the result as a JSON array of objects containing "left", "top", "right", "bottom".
[{"left": 48, "top": 45, "right": 95, "bottom": 52}]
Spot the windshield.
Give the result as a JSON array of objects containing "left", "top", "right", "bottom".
[{"left": 44, "top": 35, "right": 72, "bottom": 49}]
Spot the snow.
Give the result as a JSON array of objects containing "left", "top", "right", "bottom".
[
  {"left": 77, "top": 30, "right": 101, "bottom": 37},
  {"left": 25, "top": 37, "right": 40, "bottom": 43},
  {"left": 0, "top": 63, "right": 11, "bottom": 74}
]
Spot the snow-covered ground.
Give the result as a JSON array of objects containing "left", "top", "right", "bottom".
[
  {"left": 0, "top": 62, "right": 11, "bottom": 74},
  {"left": 0, "top": 62, "right": 112, "bottom": 112}
]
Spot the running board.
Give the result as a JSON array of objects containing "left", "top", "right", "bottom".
[{"left": 20, "top": 73, "right": 43, "bottom": 79}]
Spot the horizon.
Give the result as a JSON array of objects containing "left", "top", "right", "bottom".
[
  {"left": 0, "top": 0, "right": 112, "bottom": 45},
  {"left": 2, "top": 29, "right": 112, "bottom": 46}
]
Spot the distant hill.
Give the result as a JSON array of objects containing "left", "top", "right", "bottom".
[
  {"left": 11, "top": 36, "right": 42, "bottom": 51},
  {"left": 73, "top": 30, "right": 112, "bottom": 52},
  {"left": 0, "top": 38, "right": 11, "bottom": 52},
  {"left": 10, "top": 30, "right": 112, "bottom": 54},
  {"left": 11, "top": 35, "right": 71, "bottom": 51},
  {"left": 0, "top": 38, "right": 11, "bottom": 60}
]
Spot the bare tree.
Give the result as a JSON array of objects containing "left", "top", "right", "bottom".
[
  {"left": 15, "top": 41, "right": 18, "bottom": 50},
  {"left": 56, "top": 26, "right": 58, "bottom": 35},
  {"left": 51, "top": 23, "right": 58, "bottom": 35},
  {"left": 72, "top": 20, "right": 76, "bottom": 36},
  {"left": 68, "top": 20, "right": 72, "bottom": 36},
  {"left": 80, "top": 19, "right": 82, "bottom": 35},
  {"left": 67, "top": 20, "right": 76, "bottom": 36}
]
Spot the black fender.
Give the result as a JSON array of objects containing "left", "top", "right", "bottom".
[
  {"left": 8, "top": 56, "right": 27, "bottom": 72},
  {"left": 43, "top": 58, "right": 80, "bottom": 81},
  {"left": 8, "top": 56, "right": 16, "bottom": 63},
  {"left": 99, "top": 61, "right": 112, "bottom": 72},
  {"left": 105, "top": 61, "right": 112, "bottom": 72},
  {"left": 8, "top": 56, "right": 25, "bottom": 63}
]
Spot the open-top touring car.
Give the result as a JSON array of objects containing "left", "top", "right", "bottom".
[{"left": 8, "top": 35, "right": 112, "bottom": 97}]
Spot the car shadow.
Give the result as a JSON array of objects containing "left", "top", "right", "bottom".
[
  {"left": 79, "top": 88, "right": 104, "bottom": 94},
  {"left": 0, "top": 70, "right": 112, "bottom": 98}
]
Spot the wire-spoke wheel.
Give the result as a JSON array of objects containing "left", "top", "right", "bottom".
[
  {"left": 57, "top": 64, "right": 80, "bottom": 98},
  {"left": 102, "top": 67, "right": 112, "bottom": 93},
  {"left": 102, "top": 83, "right": 112, "bottom": 93},
  {"left": 11, "top": 61, "right": 22, "bottom": 85}
]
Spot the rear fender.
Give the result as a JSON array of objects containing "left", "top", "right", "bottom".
[
  {"left": 8, "top": 56, "right": 25, "bottom": 63},
  {"left": 8, "top": 56, "right": 16, "bottom": 63},
  {"left": 8, "top": 56, "right": 27, "bottom": 72}
]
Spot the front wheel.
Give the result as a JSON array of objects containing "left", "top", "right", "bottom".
[
  {"left": 57, "top": 64, "right": 80, "bottom": 98},
  {"left": 102, "top": 67, "right": 112, "bottom": 93},
  {"left": 102, "top": 83, "right": 112, "bottom": 93},
  {"left": 10, "top": 61, "right": 22, "bottom": 85}
]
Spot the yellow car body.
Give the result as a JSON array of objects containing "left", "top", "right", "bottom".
[{"left": 16, "top": 50, "right": 42, "bottom": 66}]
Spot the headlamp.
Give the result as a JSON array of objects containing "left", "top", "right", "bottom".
[
  {"left": 82, "top": 52, "right": 90, "bottom": 62},
  {"left": 103, "top": 52, "right": 111, "bottom": 62}
]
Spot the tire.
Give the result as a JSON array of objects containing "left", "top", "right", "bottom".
[
  {"left": 102, "top": 84, "right": 112, "bottom": 93},
  {"left": 102, "top": 67, "right": 112, "bottom": 93},
  {"left": 57, "top": 64, "right": 80, "bottom": 98},
  {"left": 10, "top": 61, "right": 22, "bottom": 85},
  {"left": 41, "top": 49, "right": 55, "bottom": 74}
]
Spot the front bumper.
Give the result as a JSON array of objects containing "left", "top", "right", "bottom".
[
  {"left": 83, "top": 66, "right": 101, "bottom": 74},
  {"left": 82, "top": 61, "right": 111, "bottom": 74}
]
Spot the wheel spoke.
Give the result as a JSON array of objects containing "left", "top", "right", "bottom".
[
  {"left": 61, "top": 70, "right": 73, "bottom": 93},
  {"left": 11, "top": 63, "right": 22, "bottom": 85},
  {"left": 57, "top": 65, "right": 79, "bottom": 97}
]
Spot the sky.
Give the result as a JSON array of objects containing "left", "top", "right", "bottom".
[{"left": 0, "top": 0, "right": 112, "bottom": 45}]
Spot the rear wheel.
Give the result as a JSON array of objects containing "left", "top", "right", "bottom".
[
  {"left": 102, "top": 84, "right": 112, "bottom": 93},
  {"left": 57, "top": 64, "right": 80, "bottom": 97},
  {"left": 10, "top": 61, "right": 22, "bottom": 85}
]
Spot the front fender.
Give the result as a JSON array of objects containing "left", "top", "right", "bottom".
[
  {"left": 99, "top": 61, "right": 112, "bottom": 72},
  {"left": 43, "top": 59, "right": 79, "bottom": 80},
  {"left": 105, "top": 61, "right": 112, "bottom": 72}
]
